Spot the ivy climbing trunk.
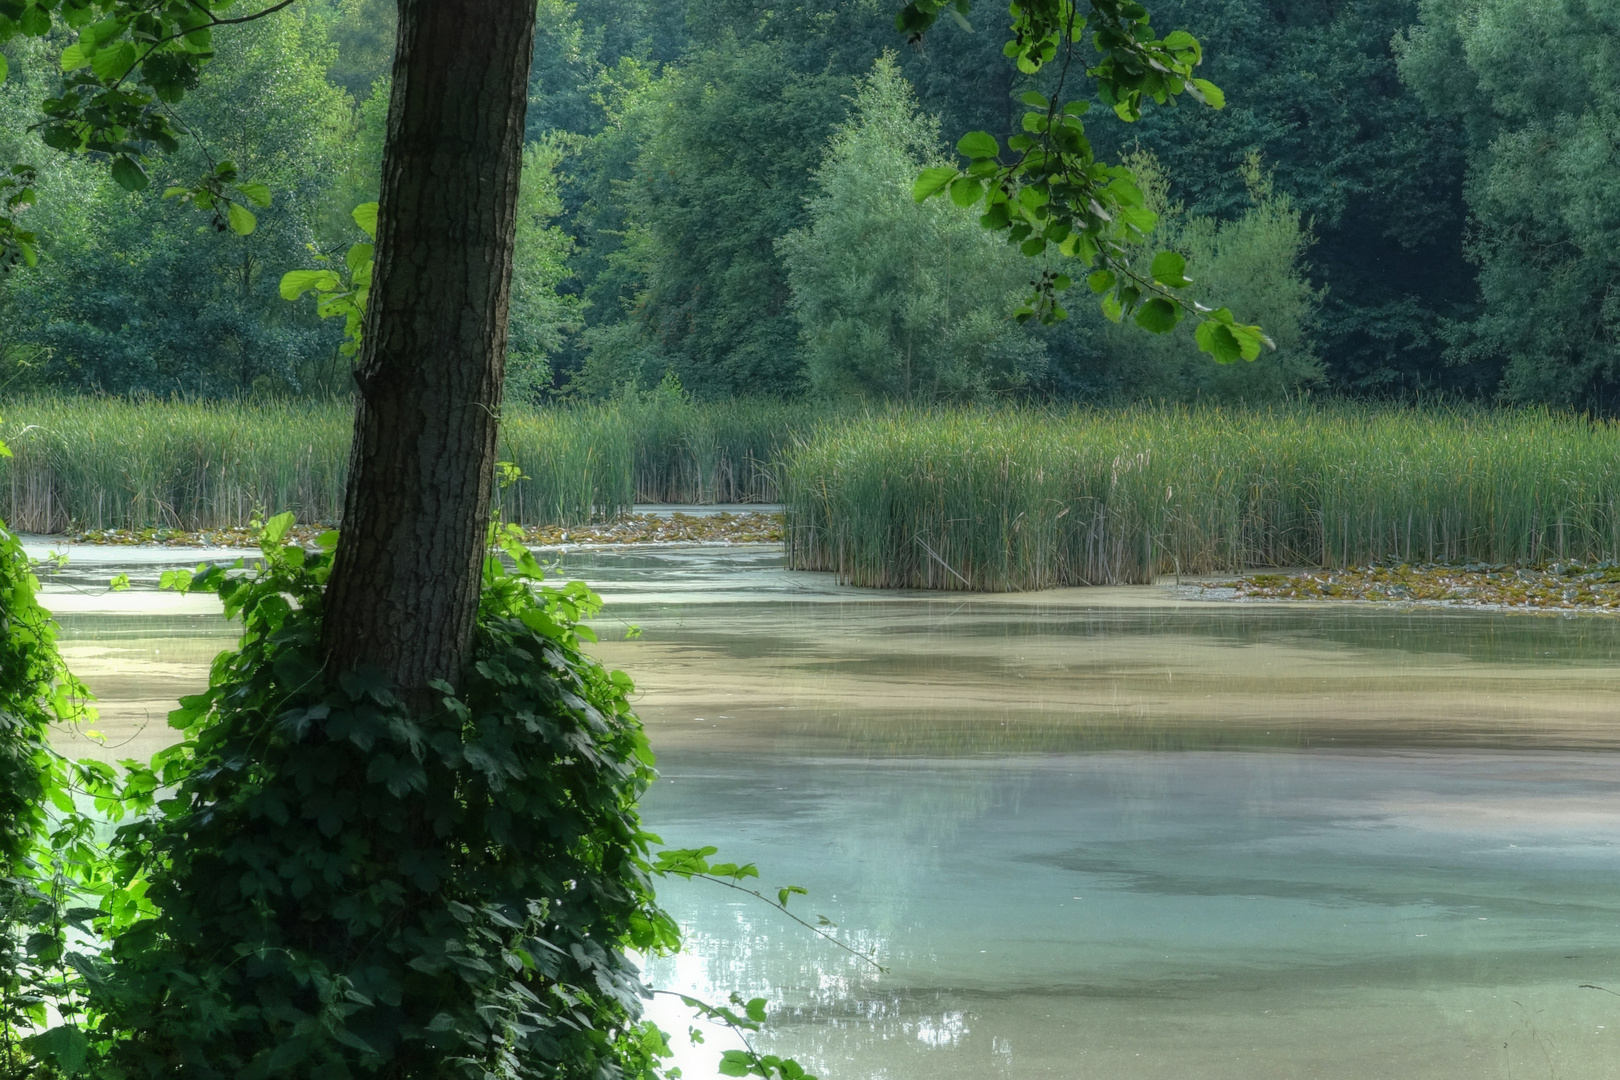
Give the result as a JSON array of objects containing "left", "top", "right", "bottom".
[{"left": 320, "top": 0, "right": 537, "bottom": 698}]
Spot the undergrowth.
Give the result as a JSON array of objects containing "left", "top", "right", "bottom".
[{"left": 2, "top": 509, "right": 822, "bottom": 1079}]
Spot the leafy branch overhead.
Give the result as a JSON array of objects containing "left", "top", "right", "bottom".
[
  {"left": 279, "top": 202, "right": 377, "bottom": 357},
  {"left": 0, "top": 0, "right": 287, "bottom": 258},
  {"left": 902, "top": 0, "right": 1273, "bottom": 364}
]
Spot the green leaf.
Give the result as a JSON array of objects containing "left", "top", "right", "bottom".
[
  {"left": 1196, "top": 319, "right": 1243, "bottom": 363},
  {"left": 1231, "top": 323, "right": 1273, "bottom": 361},
  {"left": 345, "top": 242, "right": 374, "bottom": 276},
  {"left": 912, "top": 167, "right": 957, "bottom": 203},
  {"left": 1134, "top": 297, "right": 1180, "bottom": 333},
  {"left": 1163, "top": 30, "right": 1198, "bottom": 50},
  {"left": 19, "top": 5, "right": 50, "bottom": 36},
  {"left": 279, "top": 269, "right": 340, "bottom": 300},
  {"left": 351, "top": 201, "right": 378, "bottom": 238},
  {"left": 948, "top": 176, "right": 984, "bottom": 208},
  {"left": 237, "top": 182, "right": 271, "bottom": 208},
  {"left": 1150, "top": 250, "right": 1191, "bottom": 288},
  {"left": 0, "top": 52, "right": 7, "bottom": 83},
  {"left": 1191, "top": 78, "right": 1225, "bottom": 109},
  {"left": 1019, "top": 91, "right": 1048, "bottom": 108},
  {"left": 109, "top": 155, "right": 148, "bottom": 192},
  {"left": 1087, "top": 269, "right": 1115, "bottom": 294},
  {"left": 718, "top": 1050, "right": 753, "bottom": 1077},
  {"left": 263, "top": 511, "right": 295, "bottom": 544},
  {"left": 226, "top": 202, "right": 257, "bottom": 236},
  {"left": 59, "top": 42, "right": 88, "bottom": 71},
  {"left": 955, "top": 130, "right": 999, "bottom": 160},
  {"left": 90, "top": 40, "right": 136, "bottom": 82},
  {"left": 22, "top": 1026, "right": 89, "bottom": 1073}
]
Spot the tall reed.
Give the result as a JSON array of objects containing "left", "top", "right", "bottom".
[
  {"left": 0, "top": 396, "right": 804, "bottom": 532},
  {"left": 782, "top": 405, "right": 1620, "bottom": 589}
]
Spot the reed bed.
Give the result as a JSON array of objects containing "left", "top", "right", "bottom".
[
  {"left": 782, "top": 406, "right": 1620, "bottom": 590},
  {"left": 0, "top": 396, "right": 806, "bottom": 532}
]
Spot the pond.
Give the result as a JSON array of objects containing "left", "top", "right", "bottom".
[{"left": 34, "top": 542, "right": 1620, "bottom": 1080}]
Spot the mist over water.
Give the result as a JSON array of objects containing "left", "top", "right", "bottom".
[{"left": 40, "top": 543, "right": 1620, "bottom": 1079}]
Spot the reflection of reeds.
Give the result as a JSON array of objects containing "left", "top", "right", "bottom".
[
  {"left": 0, "top": 396, "right": 812, "bottom": 531},
  {"left": 783, "top": 405, "right": 1620, "bottom": 590}
]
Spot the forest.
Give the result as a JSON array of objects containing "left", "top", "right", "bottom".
[{"left": 0, "top": 0, "right": 1615, "bottom": 409}]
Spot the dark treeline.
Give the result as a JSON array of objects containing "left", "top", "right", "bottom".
[{"left": 0, "top": 0, "right": 1613, "bottom": 407}]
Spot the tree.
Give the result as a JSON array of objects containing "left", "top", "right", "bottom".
[
  {"left": 901, "top": 0, "right": 1271, "bottom": 368},
  {"left": 780, "top": 54, "right": 1046, "bottom": 401},
  {"left": 612, "top": 35, "right": 849, "bottom": 397},
  {"left": 8, "top": 10, "right": 356, "bottom": 394},
  {"left": 1083, "top": 0, "right": 1473, "bottom": 396},
  {"left": 1051, "top": 151, "right": 1323, "bottom": 402},
  {"left": 308, "top": 0, "right": 533, "bottom": 696},
  {"left": 1397, "top": 0, "right": 1620, "bottom": 408},
  {"left": 505, "top": 138, "right": 583, "bottom": 403}
]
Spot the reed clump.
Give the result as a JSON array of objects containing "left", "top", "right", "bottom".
[
  {"left": 0, "top": 395, "right": 805, "bottom": 532},
  {"left": 781, "top": 405, "right": 1620, "bottom": 590}
]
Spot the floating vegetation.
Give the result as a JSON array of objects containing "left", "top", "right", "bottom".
[
  {"left": 1224, "top": 562, "right": 1620, "bottom": 612},
  {"left": 65, "top": 512, "right": 784, "bottom": 549},
  {"left": 516, "top": 511, "right": 783, "bottom": 547}
]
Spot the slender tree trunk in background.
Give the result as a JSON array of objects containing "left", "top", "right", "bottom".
[{"left": 320, "top": 0, "right": 537, "bottom": 698}]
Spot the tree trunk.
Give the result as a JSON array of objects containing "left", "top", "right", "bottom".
[{"left": 320, "top": 0, "right": 537, "bottom": 698}]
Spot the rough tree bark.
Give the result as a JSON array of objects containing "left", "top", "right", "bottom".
[{"left": 320, "top": 0, "right": 538, "bottom": 697}]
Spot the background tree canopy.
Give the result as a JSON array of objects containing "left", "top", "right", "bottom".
[{"left": 0, "top": 0, "right": 1613, "bottom": 408}]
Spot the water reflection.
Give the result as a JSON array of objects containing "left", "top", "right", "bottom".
[{"left": 34, "top": 543, "right": 1620, "bottom": 1078}]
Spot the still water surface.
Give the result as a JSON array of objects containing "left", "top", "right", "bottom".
[{"left": 34, "top": 543, "right": 1620, "bottom": 1079}]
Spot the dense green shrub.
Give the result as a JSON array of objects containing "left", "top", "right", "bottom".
[
  {"left": 0, "top": 427, "right": 105, "bottom": 1080},
  {"left": 50, "top": 521, "right": 677, "bottom": 1078}
]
